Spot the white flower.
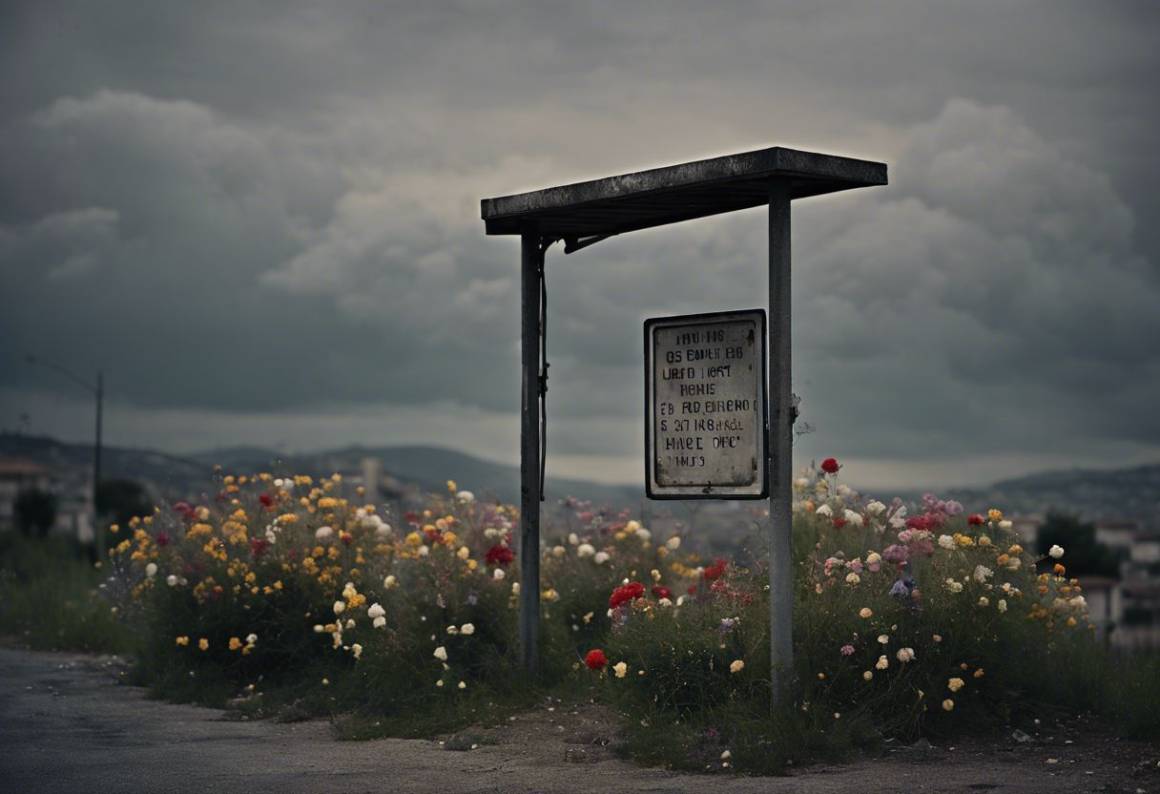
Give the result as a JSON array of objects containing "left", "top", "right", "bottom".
[
  {"left": 973, "top": 565, "right": 993, "bottom": 583},
  {"left": 433, "top": 646, "right": 448, "bottom": 661},
  {"left": 345, "top": 619, "right": 355, "bottom": 629},
  {"left": 593, "top": 551, "right": 610, "bottom": 565},
  {"left": 938, "top": 534, "right": 955, "bottom": 550},
  {"left": 978, "top": 596, "right": 990, "bottom": 607},
  {"left": 624, "top": 520, "right": 641, "bottom": 534},
  {"left": 997, "top": 599, "right": 1008, "bottom": 613},
  {"left": 896, "top": 647, "right": 916, "bottom": 663},
  {"left": 418, "top": 545, "right": 430, "bottom": 557},
  {"left": 1049, "top": 545, "right": 1065, "bottom": 559},
  {"left": 636, "top": 529, "right": 652, "bottom": 542},
  {"left": 666, "top": 536, "right": 681, "bottom": 550},
  {"left": 998, "top": 519, "right": 1013, "bottom": 531},
  {"left": 456, "top": 490, "right": 475, "bottom": 503},
  {"left": 945, "top": 578, "right": 964, "bottom": 593},
  {"left": 568, "top": 533, "right": 580, "bottom": 546},
  {"left": 877, "top": 634, "right": 889, "bottom": 644},
  {"left": 460, "top": 623, "right": 475, "bottom": 635},
  {"left": 845, "top": 572, "right": 861, "bottom": 585},
  {"left": 815, "top": 504, "right": 833, "bottom": 517},
  {"left": 721, "top": 750, "right": 732, "bottom": 761},
  {"left": 373, "top": 615, "right": 386, "bottom": 629},
  {"left": 384, "top": 575, "right": 398, "bottom": 589},
  {"left": 166, "top": 574, "right": 178, "bottom": 587},
  {"left": 794, "top": 476, "right": 811, "bottom": 489},
  {"left": 576, "top": 543, "right": 595, "bottom": 558},
  {"left": 315, "top": 526, "right": 334, "bottom": 540},
  {"left": 446, "top": 625, "right": 459, "bottom": 635},
  {"left": 313, "top": 624, "right": 325, "bottom": 633},
  {"left": 458, "top": 681, "right": 467, "bottom": 690},
  {"left": 658, "top": 598, "right": 673, "bottom": 608},
  {"left": 613, "top": 661, "right": 628, "bottom": 678},
  {"left": 144, "top": 562, "right": 158, "bottom": 578},
  {"left": 333, "top": 600, "right": 346, "bottom": 615},
  {"left": 511, "top": 582, "right": 520, "bottom": 595},
  {"left": 843, "top": 509, "right": 864, "bottom": 527},
  {"left": 552, "top": 545, "right": 566, "bottom": 557},
  {"left": 875, "top": 655, "right": 889, "bottom": 670},
  {"left": 246, "top": 633, "right": 258, "bottom": 645},
  {"left": 1069, "top": 595, "right": 1086, "bottom": 609},
  {"left": 866, "top": 500, "right": 887, "bottom": 517},
  {"left": 493, "top": 568, "right": 505, "bottom": 581},
  {"left": 351, "top": 643, "right": 363, "bottom": 659}
]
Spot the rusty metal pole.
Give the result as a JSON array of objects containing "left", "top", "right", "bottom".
[
  {"left": 768, "top": 183, "right": 794, "bottom": 706},
  {"left": 519, "top": 227, "right": 543, "bottom": 674}
]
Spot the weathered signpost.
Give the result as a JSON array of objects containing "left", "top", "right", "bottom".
[{"left": 481, "top": 147, "right": 886, "bottom": 704}]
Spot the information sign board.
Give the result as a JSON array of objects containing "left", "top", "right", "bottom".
[{"left": 645, "top": 309, "right": 768, "bottom": 499}]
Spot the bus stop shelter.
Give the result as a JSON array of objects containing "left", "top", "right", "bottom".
[{"left": 481, "top": 146, "right": 887, "bottom": 699}]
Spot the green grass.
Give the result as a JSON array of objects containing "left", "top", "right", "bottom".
[{"left": 0, "top": 531, "right": 133, "bottom": 654}]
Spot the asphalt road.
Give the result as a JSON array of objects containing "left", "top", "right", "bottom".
[{"left": 0, "top": 646, "right": 1154, "bottom": 793}]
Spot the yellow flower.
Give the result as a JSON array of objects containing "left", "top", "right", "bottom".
[
  {"left": 862, "top": 670, "right": 873, "bottom": 681},
  {"left": 729, "top": 659, "right": 745, "bottom": 674},
  {"left": 942, "top": 698, "right": 955, "bottom": 712},
  {"left": 198, "top": 638, "right": 209, "bottom": 651},
  {"left": 317, "top": 497, "right": 338, "bottom": 509},
  {"left": 447, "top": 480, "right": 457, "bottom": 493},
  {"left": 987, "top": 508, "right": 1003, "bottom": 522},
  {"left": 858, "top": 607, "right": 873, "bottom": 619},
  {"left": 405, "top": 531, "right": 423, "bottom": 547},
  {"left": 175, "top": 635, "right": 189, "bottom": 646},
  {"left": 613, "top": 662, "right": 628, "bottom": 678},
  {"left": 947, "top": 677, "right": 965, "bottom": 692},
  {"left": 229, "top": 637, "right": 243, "bottom": 651}
]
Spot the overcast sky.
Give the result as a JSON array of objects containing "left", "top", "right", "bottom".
[{"left": 2, "top": 1, "right": 1158, "bottom": 491}]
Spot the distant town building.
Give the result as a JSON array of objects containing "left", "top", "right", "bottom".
[{"left": 0, "top": 455, "right": 94, "bottom": 542}]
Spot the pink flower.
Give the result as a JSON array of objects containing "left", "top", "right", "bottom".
[
  {"left": 883, "top": 544, "right": 909, "bottom": 565},
  {"left": 840, "top": 644, "right": 855, "bottom": 656}
]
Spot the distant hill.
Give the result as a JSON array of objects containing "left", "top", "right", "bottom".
[
  {"left": 189, "top": 443, "right": 639, "bottom": 507},
  {"left": 3, "top": 432, "right": 1156, "bottom": 525},
  {"left": 0, "top": 433, "right": 638, "bottom": 507},
  {"left": 896, "top": 463, "right": 1160, "bottom": 525}
]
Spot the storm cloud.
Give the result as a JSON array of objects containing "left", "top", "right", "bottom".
[{"left": 2, "top": 1, "right": 1158, "bottom": 488}]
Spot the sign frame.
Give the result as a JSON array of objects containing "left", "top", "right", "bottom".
[{"left": 644, "top": 308, "right": 769, "bottom": 500}]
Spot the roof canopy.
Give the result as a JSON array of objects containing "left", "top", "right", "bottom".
[{"left": 481, "top": 146, "right": 887, "bottom": 238}]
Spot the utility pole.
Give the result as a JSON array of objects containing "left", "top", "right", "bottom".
[{"left": 25, "top": 355, "right": 105, "bottom": 558}]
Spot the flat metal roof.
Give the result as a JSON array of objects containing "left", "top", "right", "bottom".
[{"left": 481, "top": 146, "right": 887, "bottom": 237}]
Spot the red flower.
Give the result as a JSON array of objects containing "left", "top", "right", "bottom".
[
  {"left": 609, "top": 581, "right": 646, "bottom": 609},
  {"left": 832, "top": 518, "right": 848, "bottom": 529},
  {"left": 485, "top": 544, "right": 515, "bottom": 566},
  {"left": 155, "top": 532, "right": 170, "bottom": 548},
  {"left": 340, "top": 531, "right": 353, "bottom": 546},
  {"left": 967, "top": 513, "right": 985, "bottom": 526},
  {"left": 820, "top": 457, "right": 841, "bottom": 475},
  {"left": 259, "top": 492, "right": 275, "bottom": 509},
  {"left": 651, "top": 585, "right": 672, "bottom": 600},
  {"left": 703, "top": 559, "right": 728, "bottom": 582},
  {"left": 173, "top": 501, "right": 197, "bottom": 520},
  {"left": 584, "top": 649, "right": 607, "bottom": 670},
  {"left": 249, "top": 537, "right": 270, "bottom": 558}
]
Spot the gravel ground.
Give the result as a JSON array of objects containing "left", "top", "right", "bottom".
[{"left": 0, "top": 646, "right": 1156, "bottom": 793}]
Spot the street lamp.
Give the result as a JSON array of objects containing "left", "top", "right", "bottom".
[{"left": 25, "top": 355, "right": 104, "bottom": 558}]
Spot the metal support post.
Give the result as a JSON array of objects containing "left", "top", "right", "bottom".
[
  {"left": 767, "top": 183, "right": 794, "bottom": 706},
  {"left": 519, "top": 228, "right": 543, "bottom": 674}
]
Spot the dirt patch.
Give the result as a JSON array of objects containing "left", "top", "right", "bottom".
[{"left": 0, "top": 645, "right": 1155, "bottom": 793}]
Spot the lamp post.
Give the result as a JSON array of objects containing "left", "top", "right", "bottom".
[{"left": 25, "top": 355, "right": 104, "bottom": 558}]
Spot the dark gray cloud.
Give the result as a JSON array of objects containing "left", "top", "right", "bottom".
[{"left": 1, "top": 1, "right": 1158, "bottom": 487}]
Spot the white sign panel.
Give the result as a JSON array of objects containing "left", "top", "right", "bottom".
[{"left": 645, "top": 309, "right": 767, "bottom": 499}]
